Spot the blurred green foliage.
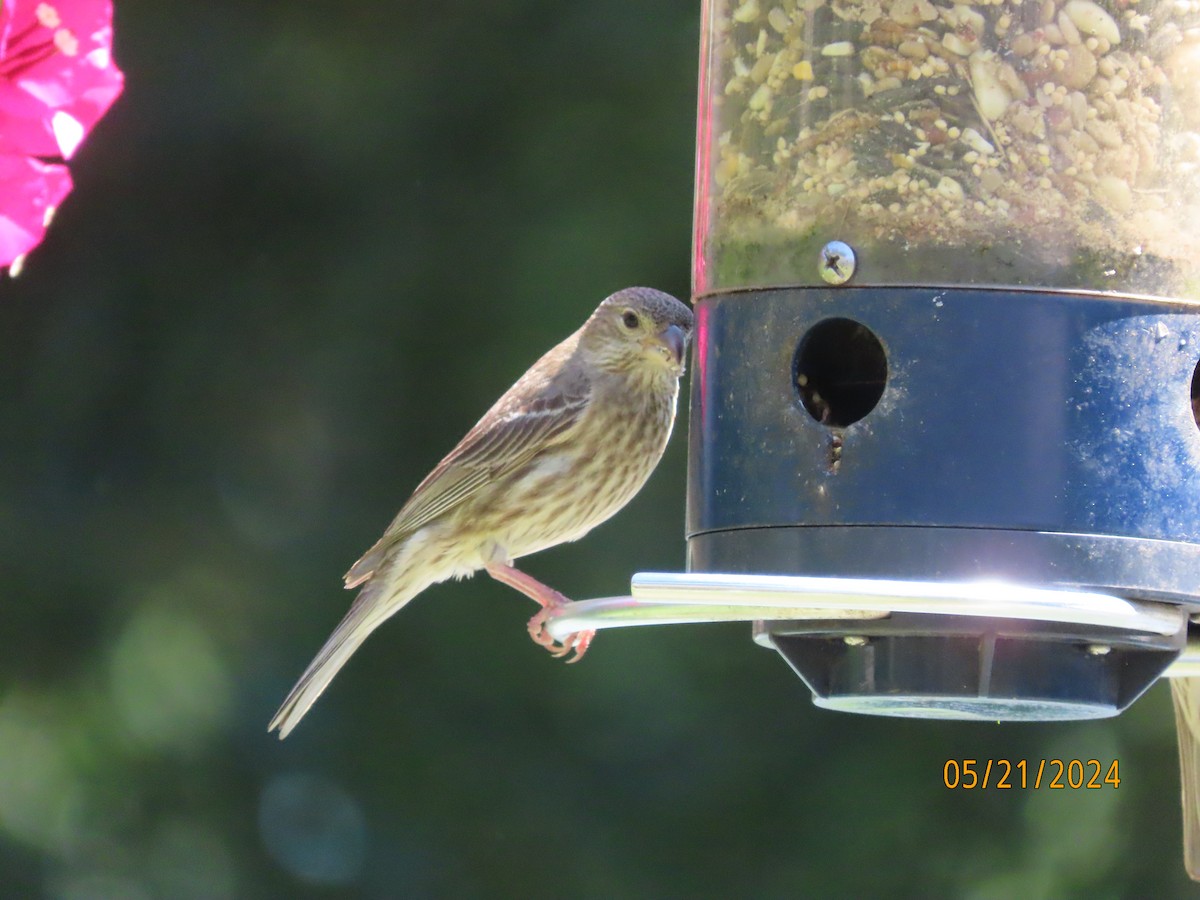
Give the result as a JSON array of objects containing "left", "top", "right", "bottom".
[{"left": 0, "top": 0, "right": 1193, "bottom": 897}]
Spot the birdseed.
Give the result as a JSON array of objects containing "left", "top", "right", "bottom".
[{"left": 696, "top": 0, "right": 1200, "bottom": 296}]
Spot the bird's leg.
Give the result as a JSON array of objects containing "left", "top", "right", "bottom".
[
  {"left": 484, "top": 562, "right": 595, "bottom": 663},
  {"left": 485, "top": 561, "right": 570, "bottom": 609}
]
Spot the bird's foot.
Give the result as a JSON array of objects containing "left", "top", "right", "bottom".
[
  {"left": 486, "top": 562, "right": 596, "bottom": 662},
  {"left": 526, "top": 607, "right": 594, "bottom": 663}
]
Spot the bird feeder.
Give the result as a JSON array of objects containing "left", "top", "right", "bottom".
[
  {"left": 548, "top": 0, "right": 1200, "bottom": 722},
  {"left": 683, "top": 0, "right": 1200, "bottom": 718}
]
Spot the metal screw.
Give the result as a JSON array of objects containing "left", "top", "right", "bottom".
[
  {"left": 819, "top": 240, "right": 856, "bottom": 285},
  {"left": 843, "top": 635, "right": 868, "bottom": 647}
]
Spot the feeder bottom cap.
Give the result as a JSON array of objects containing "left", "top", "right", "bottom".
[{"left": 812, "top": 695, "right": 1122, "bottom": 721}]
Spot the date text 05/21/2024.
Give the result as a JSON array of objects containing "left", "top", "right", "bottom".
[{"left": 943, "top": 759, "right": 1121, "bottom": 790}]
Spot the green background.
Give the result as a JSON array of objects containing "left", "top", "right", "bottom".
[{"left": 0, "top": 0, "right": 1191, "bottom": 896}]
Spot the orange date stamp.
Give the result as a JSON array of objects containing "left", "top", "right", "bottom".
[{"left": 942, "top": 759, "right": 1121, "bottom": 790}]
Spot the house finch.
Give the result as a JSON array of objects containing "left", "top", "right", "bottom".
[
  {"left": 1173, "top": 677, "right": 1200, "bottom": 879},
  {"left": 269, "top": 286, "right": 693, "bottom": 738}
]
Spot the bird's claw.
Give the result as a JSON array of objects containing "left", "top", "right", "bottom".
[
  {"left": 561, "top": 629, "right": 594, "bottom": 663},
  {"left": 526, "top": 607, "right": 594, "bottom": 662},
  {"left": 527, "top": 607, "right": 557, "bottom": 647}
]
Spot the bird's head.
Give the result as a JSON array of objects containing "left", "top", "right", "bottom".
[{"left": 580, "top": 287, "right": 694, "bottom": 378}]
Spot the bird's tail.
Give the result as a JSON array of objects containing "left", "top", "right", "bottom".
[
  {"left": 1173, "top": 676, "right": 1200, "bottom": 880},
  {"left": 268, "top": 568, "right": 424, "bottom": 740}
]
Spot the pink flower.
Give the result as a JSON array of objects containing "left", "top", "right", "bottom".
[
  {"left": 0, "top": 154, "right": 69, "bottom": 265},
  {"left": 0, "top": 0, "right": 123, "bottom": 270}
]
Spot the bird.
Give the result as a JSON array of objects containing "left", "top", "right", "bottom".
[
  {"left": 268, "top": 286, "right": 694, "bottom": 738},
  {"left": 1173, "top": 673, "right": 1200, "bottom": 880}
]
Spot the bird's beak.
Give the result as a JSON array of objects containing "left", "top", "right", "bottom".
[{"left": 655, "top": 324, "right": 687, "bottom": 367}]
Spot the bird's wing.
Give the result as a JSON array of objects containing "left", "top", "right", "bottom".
[
  {"left": 343, "top": 377, "right": 591, "bottom": 587},
  {"left": 1174, "top": 676, "right": 1200, "bottom": 880},
  {"left": 398, "top": 389, "right": 590, "bottom": 534}
]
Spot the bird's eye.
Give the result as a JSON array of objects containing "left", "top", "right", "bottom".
[{"left": 621, "top": 310, "right": 640, "bottom": 330}]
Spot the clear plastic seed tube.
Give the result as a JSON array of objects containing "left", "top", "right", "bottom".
[{"left": 693, "top": 0, "right": 1200, "bottom": 297}]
